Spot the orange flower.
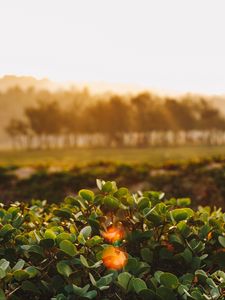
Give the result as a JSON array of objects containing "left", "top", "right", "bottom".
[
  {"left": 102, "top": 246, "right": 128, "bottom": 270},
  {"left": 101, "top": 225, "right": 124, "bottom": 243},
  {"left": 207, "top": 231, "right": 213, "bottom": 241}
]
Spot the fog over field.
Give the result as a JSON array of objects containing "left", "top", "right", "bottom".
[{"left": 1, "top": 75, "right": 225, "bottom": 148}]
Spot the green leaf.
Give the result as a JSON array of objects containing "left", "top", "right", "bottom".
[
  {"left": 0, "top": 224, "right": 15, "bottom": 237},
  {"left": 177, "top": 221, "right": 191, "bottom": 237},
  {"left": 25, "top": 266, "right": 39, "bottom": 278},
  {"left": 84, "top": 290, "right": 97, "bottom": 299},
  {"left": 80, "top": 255, "right": 89, "bottom": 268},
  {"left": 195, "top": 270, "right": 208, "bottom": 284},
  {"left": 12, "top": 259, "right": 25, "bottom": 271},
  {"left": 157, "top": 286, "right": 177, "bottom": 300},
  {"left": 154, "top": 270, "right": 164, "bottom": 283},
  {"left": 78, "top": 234, "right": 86, "bottom": 245},
  {"left": 102, "top": 181, "right": 113, "bottom": 193},
  {"left": 96, "top": 179, "right": 103, "bottom": 190},
  {"left": 80, "top": 226, "right": 92, "bottom": 239},
  {"left": 0, "top": 289, "right": 6, "bottom": 300},
  {"left": 206, "top": 277, "right": 217, "bottom": 288},
  {"left": 89, "top": 272, "right": 96, "bottom": 285},
  {"left": 181, "top": 248, "right": 193, "bottom": 264},
  {"left": 64, "top": 195, "right": 81, "bottom": 207},
  {"left": 118, "top": 272, "right": 133, "bottom": 291},
  {"left": 132, "top": 278, "right": 147, "bottom": 293},
  {"left": 141, "top": 248, "right": 153, "bottom": 263},
  {"left": 56, "top": 232, "right": 74, "bottom": 243},
  {"left": 53, "top": 208, "right": 72, "bottom": 219},
  {"left": 13, "top": 269, "right": 30, "bottom": 281},
  {"left": 103, "top": 196, "right": 120, "bottom": 210},
  {"left": 79, "top": 189, "right": 94, "bottom": 202},
  {"left": 40, "top": 238, "right": 55, "bottom": 248},
  {"left": 218, "top": 236, "right": 225, "bottom": 248},
  {"left": 116, "top": 187, "right": 129, "bottom": 197},
  {"left": 170, "top": 208, "right": 194, "bottom": 222},
  {"left": 66, "top": 283, "right": 90, "bottom": 296},
  {"left": 21, "top": 245, "right": 44, "bottom": 256},
  {"left": 0, "top": 259, "right": 9, "bottom": 271},
  {"left": 138, "top": 197, "right": 151, "bottom": 211},
  {"left": 160, "top": 272, "right": 179, "bottom": 289},
  {"left": 191, "top": 290, "right": 204, "bottom": 300},
  {"left": 0, "top": 269, "right": 6, "bottom": 279},
  {"left": 57, "top": 261, "right": 73, "bottom": 277},
  {"left": 190, "top": 257, "right": 201, "bottom": 271},
  {"left": 177, "top": 198, "right": 191, "bottom": 207},
  {"left": 59, "top": 240, "right": 77, "bottom": 256},
  {"left": 21, "top": 280, "right": 40, "bottom": 294},
  {"left": 96, "top": 273, "right": 114, "bottom": 288},
  {"left": 86, "top": 236, "right": 103, "bottom": 247},
  {"left": 139, "top": 289, "right": 159, "bottom": 300},
  {"left": 44, "top": 229, "right": 57, "bottom": 239},
  {"left": 146, "top": 209, "right": 162, "bottom": 226}
]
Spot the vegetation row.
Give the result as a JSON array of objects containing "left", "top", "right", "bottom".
[
  {"left": 0, "top": 180, "right": 225, "bottom": 299},
  {"left": 1, "top": 158, "right": 225, "bottom": 209},
  {"left": 5, "top": 91, "right": 225, "bottom": 148}
]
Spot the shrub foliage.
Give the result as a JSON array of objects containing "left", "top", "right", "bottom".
[
  {"left": 2, "top": 158, "right": 225, "bottom": 209},
  {"left": 0, "top": 180, "right": 225, "bottom": 299}
]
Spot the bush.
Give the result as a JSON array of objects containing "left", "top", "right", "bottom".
[{"left": 0, "top": 180, "right": 225, "bottom": 299}]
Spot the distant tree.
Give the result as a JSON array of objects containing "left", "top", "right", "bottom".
[
  {"left": 4, "top": 88, "right": 225, "bottom": 149},
  {"left": 197, "top": 99, "right": 225, "bottom": 130},
  {"left": 62, "top": 99, "right": 84, "bottom": 147},
  {"left": 84, "top": 96, "right": 131, "bottom": 146},
  {"left": 106, "top": 96, "right": 131, "bottom": 146},
  {"left": 131, "top": 93, "right": 167, "bottom": 146},
  {"left": 5, "top": 119, "right": 32, "bottom": 149},
  {"left": 25, "top": 100, "right": 63, "bottom": 148}
]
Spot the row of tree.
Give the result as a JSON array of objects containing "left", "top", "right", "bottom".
[{"left": 5, "top": 92, "right": 225, "bottom": 148}]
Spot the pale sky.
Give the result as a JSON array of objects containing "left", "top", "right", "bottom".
[{"left": 1, "top": 0, "right": 225, "bottom": 94}]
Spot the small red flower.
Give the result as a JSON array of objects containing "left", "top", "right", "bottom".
[{"left": 162, "top": 241, "right": 175, "bottom": 252}]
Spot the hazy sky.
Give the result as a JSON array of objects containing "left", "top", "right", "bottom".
[{"left": 1, "top": 0, "right": 225, "bottom": 93}]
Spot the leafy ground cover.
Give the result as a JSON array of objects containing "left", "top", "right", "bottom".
[
  {"left": 0, "top": 180, "right": 225, "bottom": 299},
  {"left": 0, "top": 157, "right": 225, "bottom": 209}
]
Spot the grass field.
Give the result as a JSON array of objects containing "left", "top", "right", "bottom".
[{"left": 0, "top": 145, "right": 225, "bottom": 167}]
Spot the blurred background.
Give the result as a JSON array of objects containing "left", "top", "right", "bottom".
[{"left": 0, "top": 0, "right": 225, "bottom": 208}]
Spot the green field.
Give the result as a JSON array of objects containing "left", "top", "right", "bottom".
[{"left": 0, "top": 145, "right": 225, "bottom": 167}]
